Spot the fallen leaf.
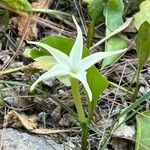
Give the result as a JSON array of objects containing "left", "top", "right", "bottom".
[
  {"left": 31, "top": 128, "right": 79, "bottom": 134},
  {"left": 18, "top": 0, "right": 53, "bottom": 41},
  {"left": 4, "top": 110, "right": 38, "bottom": 130},
  {"left": 3, "top": 110, "right": 79, "bottom": 135}
]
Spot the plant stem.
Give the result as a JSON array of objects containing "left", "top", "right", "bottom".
[
  {"left": 70, "top": 77, "right": 86, "bottom": 122},
  {"left": 70, "top": 77, "right": 88, "bottom": 150},
  {"left": 109, "top": 81, "right": 133, "bottom": 95},
  {"left": 81, "top": 123, "right": 89, "bottom": 150},
  {"left": 132, "top": 69, "right": 140, "bottom": 101},
  {"left": 86, "top": 20, "right": 95, "bottom": 49}
]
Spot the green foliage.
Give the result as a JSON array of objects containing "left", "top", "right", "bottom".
[
  {"left": 1, "top": 0, "right": 32, "bottom": 14},
  {"left": 102, "top": 0, "right": 128, "bottom": 67},
  {"left": 134, "top": 0, "right": 150, "bottom": 30},
  {"left": 135, "top": 21, "right": 150, "bottom": 72},
  {"left": 83, "top": 0, "right": 105, "bottom": 23},
  {"left": 24, "top": 47, "right": 50, "bottom": 59},
  {"left": 0, "top": 9, "right": 9, "bottom": 32},
  {"left": 136, "top": 110, "right": 150, "bottom": 150}
]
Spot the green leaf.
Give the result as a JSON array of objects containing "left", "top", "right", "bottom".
[
  {"left": 83, "top": 0, "right": 105, "bottom": 23},
  {"left": 1, "top": 0, "right": 32, "bottom": 14},
  {"left": 102, "top": 0, "right": 128, "bottom": 68},
  {"left": 29, "top": 36, "right": 109, "bottom": 108},
  {"left": 24, "top": 47, "right": 50, "bottom": 59},
  {"left": 134, "top": 0, "right": 150, "bottom": 30},
  {"left": 135, "top": 110, "right": 150, "bottom": 150},
  {"left": 135, "top": 21, "right": 150, "bottom": 72}
]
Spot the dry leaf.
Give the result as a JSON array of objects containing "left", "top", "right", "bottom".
[
  {"left": 3, "top": 110, "right": 78, "bottom": 135},
  {"left": 31, "top": 128, "right": 79, "bottom": 134},
  {"left": 4, "top": 110, "right": 38, "bottom": 130},
  {"left": 18, "top": 0, "right": 53, "bottom": 41}
]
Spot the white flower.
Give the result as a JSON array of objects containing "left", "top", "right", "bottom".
[{"left": 29, "top": 16, "right": 126, "bottom": 101}]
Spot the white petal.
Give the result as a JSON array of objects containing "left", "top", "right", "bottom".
[
  {"left": 80, "top": 49, "right": 127, "bottom": 70},
  {"left": 69, "top": 16, "right": 83, "bottom": 67},
  {"left": 28, "top": 41, "right": 69, "bottom": 66},
  {"left": 30, "top": 64, "right": 69, "bottom": 91},
  {"left": 71, "top": 71, "right": 92, "bottom": 102}
]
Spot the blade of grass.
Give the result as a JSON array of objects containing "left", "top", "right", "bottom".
[
  {"left": 118, "top": 91, "right": 150, "bottom": 120},
  {"left": 32, "top": 8, "right": 71, "bottom": 17}
]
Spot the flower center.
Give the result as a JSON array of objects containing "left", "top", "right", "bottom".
[{"left": 70, "top": 68, "right": 78, "bottom": 74}]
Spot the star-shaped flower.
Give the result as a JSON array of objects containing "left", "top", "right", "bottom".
[{"left": 29, "top": 16, "right": 126, "bottom": 101}]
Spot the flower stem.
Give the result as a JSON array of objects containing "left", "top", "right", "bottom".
[
  {"left": 86, "top": 20, "right": 95, "bottom": 49},
  {"left": 70, "top": 77, "right": 86, "bottom": 122},
  {"left": 81, "top": 123, "right": 89, "bottom": 150},
  {"left": 70, "top": 77, "right": 88, "bottom": 150}
]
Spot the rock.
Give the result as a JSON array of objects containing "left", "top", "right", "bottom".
[
  {"left": 113, "top": 125, "right": 135, "bottom": 141},
  {"left": 0, "top": 128, "right": 64, "bottom": 150}
]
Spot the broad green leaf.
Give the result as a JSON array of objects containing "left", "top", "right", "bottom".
[
  {"left": 24, "top": 47, "right": 50, "bottom": 59},
  {"left": 135, "top": 110, "right": 150, "bottom": 150},
  {"left": 135, "top": 21, "right": 150, "bottom": 72},
  {"left": 83, "top": 0, "right": 105, "bottom": 23},
  {"left": 134, "top": 0, "right": 150, "bottom": 30},
  {"left": 102, "top": 0, "right": 128, "bottom": 68},
  {"left": 1, "top": 0, "right": 32, "bottom": 14},
  {"left": 28, "top": 36, "right": 109, "bottom": 108}
]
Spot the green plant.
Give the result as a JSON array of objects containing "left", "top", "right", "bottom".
[
  {"left": 0, "top": 0, "right": 32, "bottom": 14},
  {"left": 136, "top": 110, "right": 150, "bottom": 150},
  {"left": 100, "top": 21, "right": 150, "bottom": 149},
  {"left": 83, "top": 0, "right": 128, "bottom": 67},
  {"left": 102, "top": 0, "right": 128, "bottom": 67},
  {"left": 28, "top": 16, "right": 126, "bottom": 149},
  {"left": 83, "top": 0, "right": 105, "bottom": 48},
  {"left": 132, "top": 21, "right": 150, "bottom": 101},
  {"left": 134, "top": 0, "right": 150, "bottom": 30}
]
